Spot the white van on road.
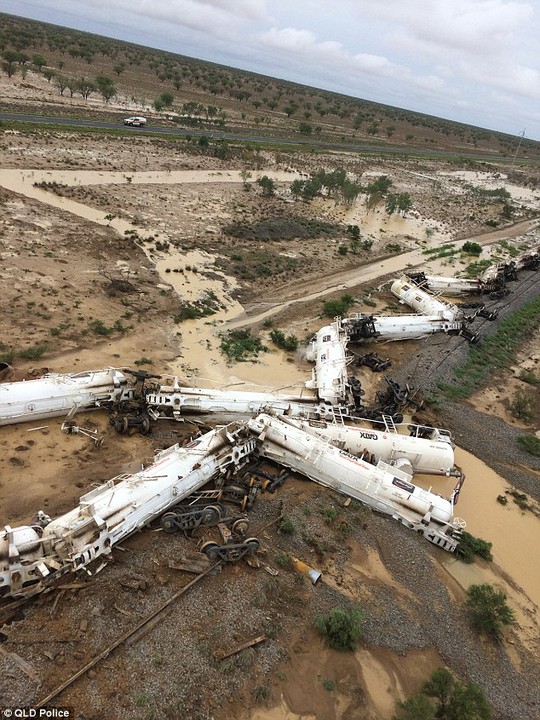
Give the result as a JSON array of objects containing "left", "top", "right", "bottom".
[{"left": 123, "top": 116, "right": 147, "bottom": 127}]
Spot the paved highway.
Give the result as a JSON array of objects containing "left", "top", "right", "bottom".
[{"left": 0, "top": 111, "right": 509, "bottom": 161}]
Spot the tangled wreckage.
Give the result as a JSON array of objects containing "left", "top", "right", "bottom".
[
  {"left": 4, "top": 255, "right": 539, "bottom": 602},
  {"left": 0, "top": 410, "right": 466, "bottom": 600}
]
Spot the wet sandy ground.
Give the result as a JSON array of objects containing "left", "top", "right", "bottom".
[{"left": 0, "top": 154, "right": 539, "bottom": 719}]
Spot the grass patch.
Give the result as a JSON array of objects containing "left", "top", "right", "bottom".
[
  {"left": 516, "top": 434, "right": 540, "bottom": 456},
  {"left": 439, "top": 294, "right": 540, "bottom": 399},
  {"left": 219, "top": 329, "right": 268, "bottom": 363},
  {"left": 323, "top": 293, "right": 355, "bottom": 317},
  {"left": 174, "top": 292, "right": 222, "bottom": 322},
  {"left": 223, "top": 214, "right": 342, "bottom": 241},
  {"left": 19, "top": 343, "right": 48, "bottom": 360},
  {"left": 462, "top": 258, "right": 492, "bottom": 278},
  {"left": 215, "top": 248, "right": 298, "bottom": 280}
]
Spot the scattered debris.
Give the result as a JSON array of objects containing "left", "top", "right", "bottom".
[{"left": 214, "top": 635, "right": 266, "bottom": 661}]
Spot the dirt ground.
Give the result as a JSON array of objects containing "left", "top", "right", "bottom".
[{"left": 0, "top": 112, "right": 539, "bottom": 720}]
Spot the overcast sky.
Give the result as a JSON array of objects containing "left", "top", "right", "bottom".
[{"left": 3, "top": 0, "right": 540, "bottom": 139}]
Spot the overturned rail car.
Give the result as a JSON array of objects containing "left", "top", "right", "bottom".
[
  {"left": 0, "top": 422, "right": 254, "bottom": 599},
  {"left": 0, "top": 369, "right": 132, "bottom": 427},
  {"left": 249, "top": 414, "right": 465, "bottom": 552},
  {"left": 275, "top": 414, "right": 459, "bottom": 478}
]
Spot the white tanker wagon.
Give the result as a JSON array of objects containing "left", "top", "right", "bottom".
[
  {"left": 274, "top": 414, "right": 460, "bottom": 478},
  {"left": 392, "top": 275, "right": 498, "bottom": 323},
  {"left": 304, "top": 320, "right": 360, "bottom": 408},
  {"left": 406, "top": 245, "right": 540, "bottom": 297},
  {"left": 391, "top": 277, "right": 464, "bottom": 321},
  {"left": 0, "top": 368, "right": 132, "bottom": 427},
  {"left": 145, "top": 378, "right": 325, "bottom": 421},
  {"left": 405, "top": 273, "right": 485, "bottom": 297},
  {"left": 0, "top": 421, "right": 256, "bottom": 599},
  {"left": 248, "top": 414, "right": 465, "bottom": 552},
  {"left": 342, "top": 313, "right": 476, "bottom": 343}
]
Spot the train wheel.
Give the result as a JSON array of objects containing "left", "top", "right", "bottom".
[
  {"left": 244, "top": 537, "right": 260, "bottom": 556},
  {"left": 161, "top": 512, "right": 178, "bottom": 533},
  {"left": 231, "top": 518, "right": 250, "bottom": 535},
  {"left": 140, "top": 416, "right": 151, "bottom": 435},
  {"left": 201, "top": 504, "right": 222, "bottom": 526},
  {"left": 114, "top": 417, "right": 128, "bottom": 434},
  {"left": 201, "top": 541, "right": 220, "bottom": 562}
]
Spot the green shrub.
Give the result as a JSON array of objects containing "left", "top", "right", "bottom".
[
  {"left": 89, "top": 320, "right": 114, "bottom": 336},
  {"left": 320, "top": 505, "right": 338, "bottom": 525},
  {"left": 516, "top": 434, "right": 540, "bottom": 456},
  {"left": 518, "top": 369, "right": 539, "bottom": 385},
  {"left": 269, "top": 329, "right": 299, "bottom": 351},
  {"left": 316, "top": 606, "right": 364, "bottom": 651},
  {"left": 462, "top": 241, "right": 482, "bottom": 255},
  {"left": 457, "top": 532, "right": 493, "bottom": 563},
  {"left": 279, "top": 517, "right": 295, "bottom": 535},
  {"left": 219, "top": 329, "right": 268, "bottom": 363},
  {"left": 466, "top": 583, "right": 515, "bottom": 639},
  {"left": 323, "top": 294, "right": 354, "bottom": 318},
  {"left": 0, "top": 347, "right": 15, "bottom": 364},
  {"left": 509, "top": 389, "right": 534, "bottom": 421},
  {"left": 253, "top": 684, "right": 270, "bottom": 702}
]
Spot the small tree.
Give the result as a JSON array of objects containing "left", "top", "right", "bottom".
[
  {"left": 54, "top": 74, "right": 69, "bottom": 96},
  {"left": 66, "top": 78, "right": 78, "bottom": 98},
  {"left": 240, "top": 169, "right": 252, "bottom": 191},
  {"left": 95, "top": 75, "right": 116, "bottom": 103},
  {"left": 290, "top": 179, "right": 304, "bottom": 200},
  {"left": 445, "top": 682, "right": 491, "bottom": 720},
  {"left": 393, "top": 669, "right": 492, "bottom": 720},
  {"left": 159, "top": 91, "right": 174, "bottom": 108},
  {"left": 78, "top": 77, "right": 95, "bottom": 100},
  {"left": 256, "top": 175, "right": 275, "bottom": 197},
  {"left": 394, "top": 693, "right": 436, "bottom": 720},
  {"left": 2, "top": 49, "right": 19, "bottom": 77},
  {"left": 315, "top": 606, "right": 364, "bottom": 651},
  {"left": 423, "top": 668, "right": 455, "bottom": 716},
  {"left": 32, "top": 54, "right": 47, "bottom": 72},
  {"left": 466, "top": 583, "right": 515, "bottom": 639}
]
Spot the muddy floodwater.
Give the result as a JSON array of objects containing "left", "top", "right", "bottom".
[{"left": 415, "top": 448, "right": 540, "bottom": 610}]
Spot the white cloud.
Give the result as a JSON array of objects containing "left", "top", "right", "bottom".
[{"left": 359, "top": 0, "right": 533, "bottom": 55}]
